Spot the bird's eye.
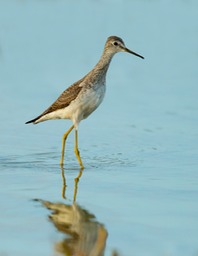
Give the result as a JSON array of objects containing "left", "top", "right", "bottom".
[{"left": 113, "top": 42, "right": 118, "bottom": 46}]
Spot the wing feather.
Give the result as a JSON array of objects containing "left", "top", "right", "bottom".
[
  {"left": 42, "top": 79, "right": 83, "bottom": 116},
  {"left": 26, "top": 78, "right": 84, "bottom": 124}
]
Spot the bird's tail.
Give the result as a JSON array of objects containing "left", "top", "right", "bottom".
[{"left": 25, "top": 115, "right": 42, "bottom": 124}]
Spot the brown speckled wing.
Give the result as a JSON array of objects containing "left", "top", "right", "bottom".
[
  {"left": 41, "top": 79, "right": 83, "bottom": 116},
  {"left": 26, "top": 78, "right": 84, "bottom": 124}
]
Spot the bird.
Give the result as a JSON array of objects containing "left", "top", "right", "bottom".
[{"left": 26, "top": 36, "right": 144, "bottom": 169}]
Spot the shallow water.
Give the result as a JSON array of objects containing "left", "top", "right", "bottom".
[{"left": 0, "top": 1, "right": 198, "bottom": 256}]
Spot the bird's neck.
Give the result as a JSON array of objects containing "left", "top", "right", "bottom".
[
  {"left": 94, "top": 50, "right": 115, "bottom": 74},
  {"left": 85, "top": 50, "right": 115, "bottom": 85},
  {"left": 89, "top": 50, "right": 114, "bottom": 84}
]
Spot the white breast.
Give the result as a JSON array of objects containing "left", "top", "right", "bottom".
[{"left": 70, "top": 83, "right": 106, "bottom": 127}]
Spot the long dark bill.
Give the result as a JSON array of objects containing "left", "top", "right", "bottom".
[{"left": 125, "top": 47, "right": 144, "bottom": 59}]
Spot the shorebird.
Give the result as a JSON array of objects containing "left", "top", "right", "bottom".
[{"left": 26, "top": 36, "right": 144, "bottom": 169}]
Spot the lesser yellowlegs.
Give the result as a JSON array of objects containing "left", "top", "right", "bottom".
[{"left": 26, "top": 36, "right": 144, "bottom": 169}]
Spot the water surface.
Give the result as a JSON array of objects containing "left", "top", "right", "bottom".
[{"left": 0, "top": 1, "right": 198, "bottom": 255}]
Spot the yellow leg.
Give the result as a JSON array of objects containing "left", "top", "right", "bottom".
[
  {"left": 74, "top": 129, "right": 84, "bottom": 169},
  {"left": 60, "top": 125, "right": 74, "bottom": 166}
]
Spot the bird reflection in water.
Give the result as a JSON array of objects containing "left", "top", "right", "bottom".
[
  {"left": 61, "top": 166, "right": 83, "bottom": 201},
  {"left": 36, "top": 168, "right": 111, "bottom": 256},
  {"left": 39, "top": 199, "right": 108, "bottom": 256}
]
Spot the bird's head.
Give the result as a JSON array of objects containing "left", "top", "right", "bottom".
[{"left": 105, "top": 36, "right": 144, "bottom": 59}]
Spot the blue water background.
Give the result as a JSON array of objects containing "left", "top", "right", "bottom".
[{"left": 0, "top": 1, "right": 198, "bottom": 255}]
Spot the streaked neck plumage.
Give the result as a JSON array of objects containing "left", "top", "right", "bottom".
[
  {"left": 86, "top": 47, "right": 116, "bottom": 85},
  {"left": 94, "top": 48, "right": 116, "bottom": 75}
]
